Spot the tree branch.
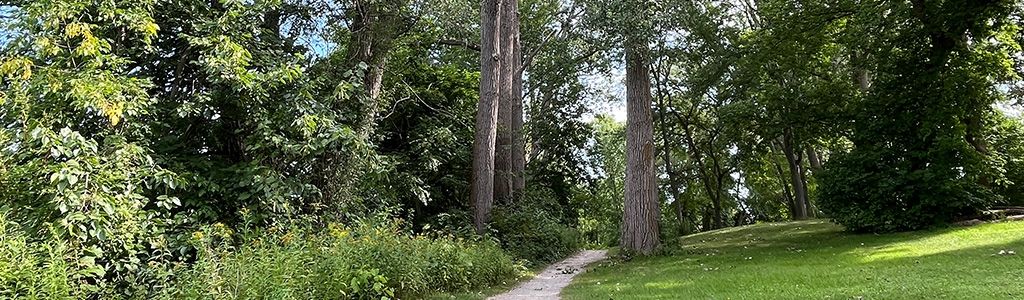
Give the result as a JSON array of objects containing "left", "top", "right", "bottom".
[{"left": 436, "top": 39, "right": 480, "bottom": 51}]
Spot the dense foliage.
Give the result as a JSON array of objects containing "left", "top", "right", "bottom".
[
  {"left": 491, "top": 191, "right": 582, "bottom": 266},
  {"left": 0, "top": 214, "right": 524, "bottom": 299},
  {"left": 175, "top": 220, "right": 523, "bottom": 299},
  {"left": 1, "top": 0, "right": 1022, "bottom": 296},
  {"left": 817, "top": 0, "right": 1021, "bottom": 232},
  {"left": 0, "top": 0, "right": 585, "bottom": 296}
]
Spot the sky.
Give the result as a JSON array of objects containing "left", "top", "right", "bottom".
[{"left": 581, "top": 64, "right": 628, "bottom": 123}]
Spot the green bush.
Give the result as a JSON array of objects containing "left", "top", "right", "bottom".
[
  {"left": 819, "top": 148, "right": 995, "bottom": 232},
  {"left": 490, "top": 197, "right": 581, "bottom": 266},
  {"left": 0, "top": 215, "right": 76, "bottom": 299},
  {"left": 170, "top": 220, "right": 524, "bottom": 299},
  {"left": 1, "top": 127, "right": 185, "bottom": 297}
]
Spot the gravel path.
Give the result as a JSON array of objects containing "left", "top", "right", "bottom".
[{"left": 488, "top": 250, "right": 608, "bottom": 300}]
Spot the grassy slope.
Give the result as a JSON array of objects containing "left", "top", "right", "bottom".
[{"left": 563, "top": 220, "right": 1024, "bottom": 299}]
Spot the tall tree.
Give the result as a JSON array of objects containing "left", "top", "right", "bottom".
[
  {"left": 621, "top": 35, "right": 660, "bottom": 254},
  {"left": 343, "top": 0, "right": 412, "bottom": 135},
  {"left": 471, "top": 0, "right": 503, "bottom": 233},
  {"left": 652, "top": 55, "right": 690, "bottom": 234},
  {"left": 819, "top": 0, "right": 1019, "bottom": 232},
  {"left": 313, "top": 0, "right": 413, "bottom": 205},
  {"left": 510, "top": 5, "right": 526, "bottom": 200},
  {"left": 494, "top": 0, "right": 523, "bottom": 204}
]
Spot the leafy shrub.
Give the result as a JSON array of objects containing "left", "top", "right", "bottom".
[
  {"left": 1, "top": 127, "right": 185, "bottom": 297},
  {"left": 171, "top": 220, "right": 523, "bottom": 299},
  {"left": 490, "top": 194, "right": 581, "bottom": 266},
  {"left": 0, "top": 214, "right": 76, "bottom": 299},
  {"left": 819, "top": 147, "right": 996, "bottom": 232}
]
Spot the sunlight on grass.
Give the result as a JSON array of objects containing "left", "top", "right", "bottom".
[
  {"left": 857, "top": 222, "right": 1024, "bottom": 262},
  {"left": 642, "top": 282, "right": 685, "bottom": 289},
  {"left": 564, "top": 220, "right": 1024, "bottom": 299}
]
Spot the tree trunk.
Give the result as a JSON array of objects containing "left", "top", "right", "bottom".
[
  {"left": 800, "top": 161, "right": 815, "bottom": 218},
  {"left": 509, "top": 0, "right": 525, "bottom": 199},
  {"left": 660, "top": 129, "right": 687, "bottom": 235},
  {"left": 770, "top": 142, "right": 797, "bottom": 219},
  {"left": 471, "top": 0, "right": 502, "bottom": 233},
  {"left": 313, "top": 0, "right": 409, "bottom": 205},
  {"left": 681, "top": 121, "right": 722, "bottom": 229},
  {"left": 851, "top": 51, "right": 871, "bottom": 92},
  {"left": 781, "top": 129, "right": 808, "bottom": 220},
  {"left": 711, "top": 157, "right": 726, "bottom": 229},
  {"left": 342, "top": 0, "right": 407, "bottom": 135},
  {"left": 494, "top": 0, "right": 523, "bottom": 204},
  {"left": 653, "top": 55, "right": 687, "bottom": 235},
  {"left": 665, "top": 145, "right": 688, "bottom": 230},
  {"left": 856, "top": 69, "right": 872, "bottom": 91},
  {"left": 806, "top": 146, "right": 823, "bottom": 176},
  {"left": 804, "top": 146, "right": 821, "bottom": 218},
  {"left": 621, "top": 38, "right": 660, "bottom": 255},
  {"left": 701, "top": 206, "right": 712, "bottom": 232}
]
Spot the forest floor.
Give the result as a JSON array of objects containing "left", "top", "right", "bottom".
[{"left": 562, "top": 220, "right": 1024, "bottom": 299}]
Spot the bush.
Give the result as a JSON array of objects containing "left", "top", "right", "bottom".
[
  {"left": 819, "top": 148, "right": 995, "bottom": 232},
  {"left": 1, "top": 127, "right": 185, "bottom": 297},
  {"left": 170, "top": 220, "right": 524, "bottom": 299},
  {"left": 0, "top": 215, "right": 76, "bottom": 299},
  {"left": 490, "top": 196, "right": 581, "bottom": 266}
]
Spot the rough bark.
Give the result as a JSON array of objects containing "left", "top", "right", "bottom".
[
  {"left": 494, "top": 0, "right": 523, "bottom": 204},
  {"left": 510, "top": 13, "right": 525, "bottom": 200},
  {"left": 621, "top": 38, "right": 660, "bottom": 254},
  {"left": 471, "top": 0, "right": 502, "bottom": 233},
  {"left": 781, "top": 129, "right": 808, "bottom": 220}
]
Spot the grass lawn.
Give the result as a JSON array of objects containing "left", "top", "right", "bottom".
[{"left": 563, "top": 220, "right": 1024, "bottom": 299}]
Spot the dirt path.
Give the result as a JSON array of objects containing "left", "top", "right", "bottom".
[{"left": 488, "top": 250, "right": 608, "bottom": 300}]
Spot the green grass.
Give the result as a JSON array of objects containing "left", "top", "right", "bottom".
[{"left": 563, "top": 220, "right": 1024, "bottom": 299}]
